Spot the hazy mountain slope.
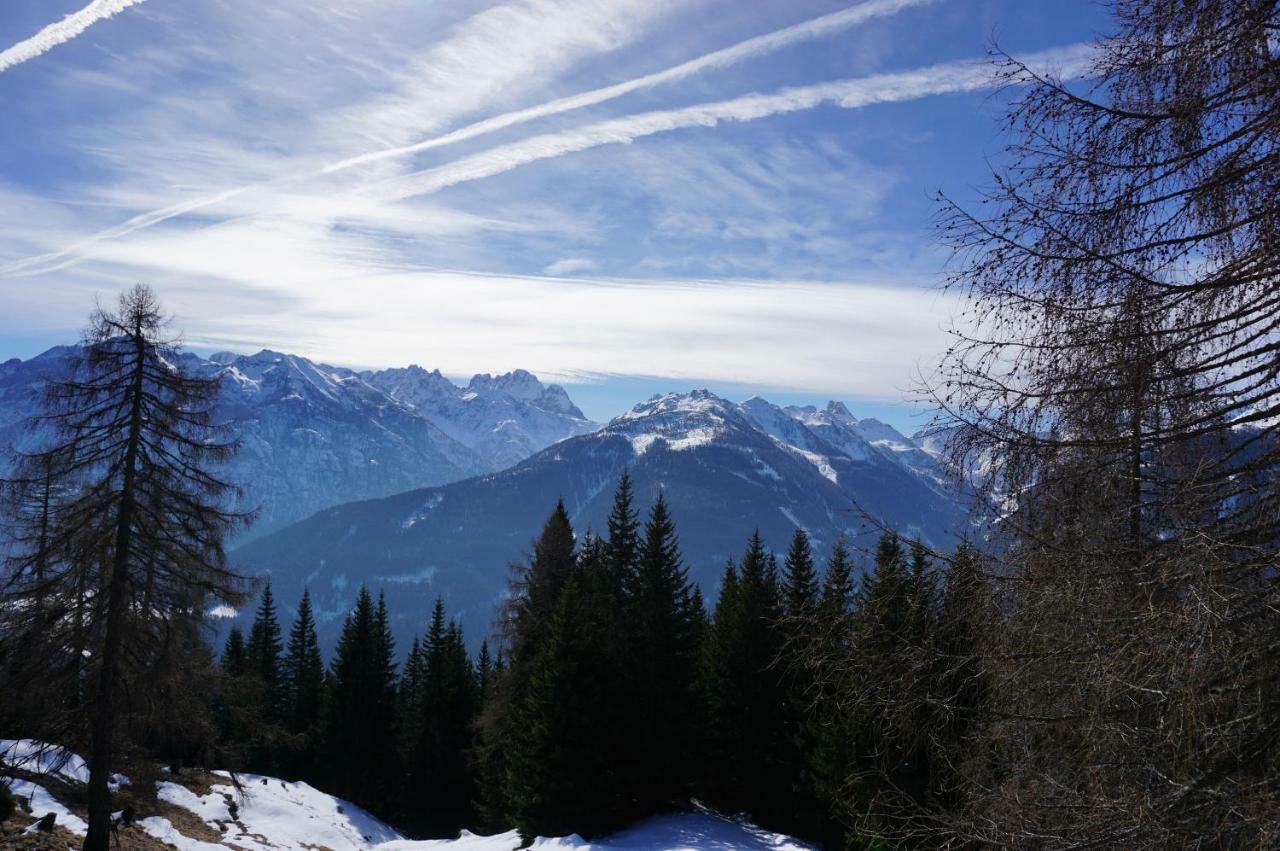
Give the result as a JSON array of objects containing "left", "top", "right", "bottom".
[{"left": 232, "top": 390, "right": 972, "bottom": 652}]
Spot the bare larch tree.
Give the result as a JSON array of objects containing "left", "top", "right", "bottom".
[
  {"left": 916, "top": 0, "right": 1280, "bottom": 846},
  {"left": 0, "top": 284, "right": 249, "bottom": 850}
]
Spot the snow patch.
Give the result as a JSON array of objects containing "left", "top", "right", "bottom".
[
  {"left": 9, "top": 778, "right": 88, "bottom": 836},
  {"left": 789, "top": 447, "right": 838, "bottom": 483},
  {"left": 779, "top": 506, "right": 804, "bottom": 529},
  {"left": 628, "top": 427, "right": 718, "bottom": 456},
  {"left": 166, "top": 772, "right": 403, "bottom": 851},
  {"left": 401, "top": 494, "right": 444, "bottom": 528},
  {"left": 139, "top": 815, "right": 227, "bottom": 850},
  {"left": 382, "top": 566, "right": 438, "bottom": 585},
  {"left": 1, "top": 739, "right": 128, "bottom": 788}
]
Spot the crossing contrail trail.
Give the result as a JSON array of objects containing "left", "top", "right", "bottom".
[
  {"left": 0, "top": 0, "right": 147, "bottom": 73},
  {"left": 0, "top": 0, "right": 935, "bottom": 277},
  {"left": 321, "top": 0, "right": 940, "bottom": 174},
  {"left": 371, "top": 43, "right": 1096, "bottom": 203}
]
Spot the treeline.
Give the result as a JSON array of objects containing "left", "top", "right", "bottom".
[{"left": 215, "top": 472, "right": 985, "bottom": 847}]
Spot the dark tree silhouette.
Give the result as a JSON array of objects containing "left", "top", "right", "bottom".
[{"left": 0, "top": 284, "right": 248, "bottom": 850}]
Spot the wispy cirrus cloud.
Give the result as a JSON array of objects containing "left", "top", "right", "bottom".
[
  {"left": 0, "top": 0, "right": 933, "bottom": 279},
  {"left": 0, "top": 0, "right": 1114, "bottom": 411},
  {"left": 0, "top": 0, "right": 146, "bottom": 72},
  {"left": 0, "top": 0, "right": 695, "bottom": 278}
]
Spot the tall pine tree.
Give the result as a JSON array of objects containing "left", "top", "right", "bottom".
[
  {"left": 245, "top": 581, "right": 284, "bottom": 721},
  {"left": 505, "top": 552, "right": 621, "bottom": 840},
  {"left": 625, "top": 492, "right": 701, "bottom": 814},
  {"left": 326, "top": 586, "right": 398, "bottom": 811},
  {"left": 701, "top": 532, "right": 790, "bottom": 825},
  {"left": 607, "top": 470, "right": 641, "bottom": 591},
  {"left": 402, "top": 597, "right": 477, "bottom": 837},
  {"left": 782, "top": 528, "right": 819, "bottom": 625},
  {"left": 282, "top": 588, "right": 325, "bottom": 753}
]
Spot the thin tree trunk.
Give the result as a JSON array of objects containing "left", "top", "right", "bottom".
[{"left": 83, "top": 332, "right": 145, "bottom": 851}]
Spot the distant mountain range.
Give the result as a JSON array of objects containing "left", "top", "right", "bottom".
[
  {"left": 0, "top": 347, "right": 596, "bottom": 538},
  {"left": 232, "top": 389, "right": 975, "bottom": 652},
  {"left": 0, "top": 345, "right": 973, "bottom": 652}
]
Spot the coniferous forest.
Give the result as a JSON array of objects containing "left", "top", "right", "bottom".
[
  {"left": 207, "top": 478, "right": 978, "bottom": 847},
  {"left": 1, "top": 2, "right": 1278, "bottom": 849}
]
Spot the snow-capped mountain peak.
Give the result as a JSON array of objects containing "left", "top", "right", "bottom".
[
  {"left": 0, "top": 347, "right": 596, "bottom": 539},
  {"left": 824, "top": 400, "right": 857, "bottom": 426},
  {"left": 467, "top": 368, "right": 544, "bottom": 402},
  {"left": 607, "top": 390, "right": 747, "bottom": 455},
  {"left": 364, "top": 365, "right": 595, "bottom": 471}
]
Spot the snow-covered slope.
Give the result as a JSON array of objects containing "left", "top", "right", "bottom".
[
  {"left": 234, "top": 390, "right": 971, "bottom": 653},
  {"left": 1, "top": 739, "right": 812, "bottom": 850},
  {"left": 0, "top": 348, "right": 594, "bottom": 539}
]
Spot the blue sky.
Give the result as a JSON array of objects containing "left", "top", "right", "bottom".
[{"left": 0, "top": 0, "right": 1109, "bottom": 429}]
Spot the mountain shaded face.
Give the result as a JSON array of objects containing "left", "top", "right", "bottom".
[
  {"left": 0, "top": 347, "right": 595, "bottom": 539},
  {"left": 230, "top": 389, "right": 974, "bottom": 655}
]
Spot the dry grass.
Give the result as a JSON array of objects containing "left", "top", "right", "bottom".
[{"left": 1, "top": 763, "right": 250, "bottom": 850}]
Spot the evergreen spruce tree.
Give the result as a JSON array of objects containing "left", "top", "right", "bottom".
[
  {"left": 507, "top": 500, "right": 576, "bottom": 662},
  {"left": 222, "top": 628, "right": 247, "bottom": 677},
  {"left": 779, "top": 528, "right": 821, "bottom": 834},
  {"left": 818, "top": 538, "right": 854, "bottom": 626},
  {"left": 809, "top": 538, "right": 859, "bottom": 846},
  {"left": 475, "top": 640, "right": 494, "bottom": 701},
  {"left": 905, "top": 540, "right": 937, "bottom": 642},
  {"left": 216, "top": 626, "right": 255, "bottom": 758},
  {"left": 396, "top": 633, "right": 426, "bottom": 807},
  {"left": 843, "top": 531, "right": 933, "bottom": 828},
  {"left": 782, "top": 529, "right": 819, "bottom": 625},
  {"left": 478, "top": 503, "right": 580, "bottom": 833},
  {"left": 326, "top": 587, "right": 398, "bottom": 811},
  {"left": 860, "top": 532, "right": 909, "bottom": 651},
  {"left": 506, "top": 559, "right": 621, "bottom": 840},
  {"left": 278, "top": 588, "right": 325, "bottom": 779},
  {"left": 402, "top": 597, "right": 477, "bottom": 836},
  {"left": 282, "top": 589, "right": 324, "bottom": 735},
  {"left": 625, "top": 492, "right": 701, "bottom": 813},
  {"left": 606, "top": 470, "right": 641, "bottom": 589},
  {"left": 701, "top": 532, "right": 790, "bottom": 825},
  {"left": 245, "top": 581, "right": 284, "bottom": 720}
]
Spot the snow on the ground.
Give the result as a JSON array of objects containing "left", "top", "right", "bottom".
[
  {"left": 8, "top": 778, "right": 89, "bottom": 836},
  {"left": 1, "top": 738, "right": 129, "bottom": 788},
  {"left": 377, "top": 830, "right": 523, "bottom": 850},
  {"left": 375, "top": 810, "right": 814, "bottom": 850},
  {"left": 138, "top": 815, "right": 229, "bottom": 850},
  {"left": 3, "top": 738, "right": 814, "bottom": 850},
  {"left": 165, "top": 770, "right": 403, "bottom": 850}
]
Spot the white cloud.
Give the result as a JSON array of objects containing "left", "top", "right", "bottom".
[
  {"left": 0, "top": 0, "right": 694, "bottom": 278},
  {"left": 163, "top": 270, "right": 960, "bottom": 400},
  {"left": 0, "top": 0, "right": 936, "bottom": 279},
  {"left": 0, "top": 0, "right": 146, "bottom": 73},
  {"left": 543, "top": 257, "right": 597, "bottom": 276}
]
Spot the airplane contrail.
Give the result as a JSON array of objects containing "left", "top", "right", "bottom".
[
  {"left": 0, "top": 0, "right": 935, "bottom": 277},
  {"left": 371, "top": 44, "right": 1097, "bottom": 203},
  {"left": 0, "top": 0, "right": 147, "bottom": 73},
  {"left": 321, "top": 0, "right": 941, "bottom": 174}
]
